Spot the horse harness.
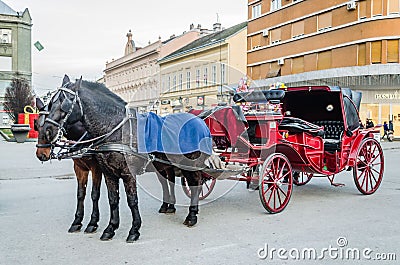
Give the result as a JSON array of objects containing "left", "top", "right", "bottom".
[{"left": 37, "top": 86, "right": 206, "bottom": 172}]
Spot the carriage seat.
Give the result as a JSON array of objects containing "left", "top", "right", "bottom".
[
  {"left": 313, "top": 121, "right": 344, "bottom": 151},
  {"left": 278, "top": 117, "right": 324, "bottom": 136}
]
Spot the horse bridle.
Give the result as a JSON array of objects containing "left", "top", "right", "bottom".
[{"left": 36, "top": 84, "right": 83, "bottom": 149}]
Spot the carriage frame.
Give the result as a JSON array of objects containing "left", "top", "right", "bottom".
[{"left": 186, "top": 85, "right": 384, "bottom": 213}]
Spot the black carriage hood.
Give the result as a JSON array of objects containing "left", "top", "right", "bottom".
[{"left": 342, "top": 88, "right": 362, "bottom": 131}]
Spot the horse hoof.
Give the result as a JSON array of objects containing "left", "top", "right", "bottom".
[
  {"left": 84, "top": 225, "right": 98, "bottom": 234},
  {"left": 126, "top": 233, "right": 140, "bottom": 243},
  {"left": 165, "top": 207, "right": 176, "bottom": 214},
  {"left": 68, "top": 224, "right": 82, "bottom": 233},
  {"left": 158, "top": 207, "right": 167, "bottom": 214},
  {"left": 100, "top": 231, "right": 115, "bottom": 241},
  {"left": 158, "top": 203, "right": 168, "bottom": 213},
  {"left": 183, "top": 216, "right": 197, "bottom": 227}
]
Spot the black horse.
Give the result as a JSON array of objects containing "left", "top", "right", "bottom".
[
  {"left": 35, "top": 75, "right": 210, "bottom": 242},
  {"left": 35, "top": 99, "right": 103, "bottom": 234}
]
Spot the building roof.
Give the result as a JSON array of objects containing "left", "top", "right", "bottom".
[
  {"left": 160, "top": 21, "right": 247, "bottom": 62},
  {"left": 0, "top": 1, "right": 18, "bottom": 16}
]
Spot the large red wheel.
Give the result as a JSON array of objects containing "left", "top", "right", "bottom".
[
  {"left": 293, "top": 171, "right": 313, "bottom": 186},
  {"left": 181, "top": 173, "right": 216, "bottom": 200},
  {"left": 353, "top": 138, "right": 384, "bottom": 195},
  {"left": 259, "top": 153, "right": 293, "bottom": 213}
]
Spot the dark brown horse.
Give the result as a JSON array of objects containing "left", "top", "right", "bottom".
[
  {"left": 35, "top": 75, "right": 210, "bottom": 242},
  {"left": 35, "top": 99, "right": 103, "bottom": 233}
]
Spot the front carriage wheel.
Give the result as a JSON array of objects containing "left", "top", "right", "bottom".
[
  {"left": 259, "top": 153, "right": 293, "bottom": 213},
  {"left": 181, "top": 173, "right": 216, "bottom": 200},
  {"left": 353, "top": 138, "right": 384, "bottom": 195}
]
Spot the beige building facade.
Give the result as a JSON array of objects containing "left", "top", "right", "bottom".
[
  {"left": 158, "top": 22, "right": 247, "bottom": 114},
  {"left": 247, "top": 0, "right": 400, "bottom": 133},
  {"left": 104, "top": 26, "right": 208, "bottom": 113}
]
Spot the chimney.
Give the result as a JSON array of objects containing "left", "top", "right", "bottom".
[
  {"left": 190, "top": 23, "right": 194, "bottom": 30},
  {"left": 213, "top": 22, "right": 222, "bottom": 32}
]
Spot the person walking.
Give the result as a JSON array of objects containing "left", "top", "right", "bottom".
[
  {"left": 387, "top": 120, "right": 395, "bottom": 142},
  {"left": 388, "top": 120, "right": 394, "bottom": 132},
  {"left": 366, "top": 118, "right": 375, "bottom": 129},
  {"left": 382, "top": 121, "right": 389, "bottom": 140}
]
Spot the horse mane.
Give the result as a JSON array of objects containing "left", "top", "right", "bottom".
[{"left": 80, "top": 80, "right": 127, "bottom": 106}]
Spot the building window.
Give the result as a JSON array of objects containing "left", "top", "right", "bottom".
[
  {"left": 358, "top": 43, "right": 366, "bottom": 66},
  {"left": 221, "top": 63, "right": 226, "bottom": 84},
  {"left": 387, "top": 40, "right": 399, "bottom": 63},
  {"left": 167, "top": 76, "right": 171, "bottom": 91},
  {"left": 186, "top": 71, "right": 191, "bottom": 89},
  {"left": 172, "top": 75, "right": 177, "bottom": 91},
  {"left": 203, "top": 67, "right": 208, "bottom": 86},
  {"left": 292, "top": 20, "right": 304, "bottom": 38},
  {"left": 251, "top": 34, "right": 262, "bottom": 49},
  {"left": 359, "top": 0, "right": 367, "bottom": 19},
  {"left": 196, "top": 68, "right": 201, "bottom": 87},
  {"left": 291, "top": 56, "right": 304, "bottom": 74},
  {"left": 0, "top": 29, "right": 11, "bottom": 43},
  {"left": 179, "top": 73, "right": 183, "bottom": 90},
  {"left": 212, "top": 65, "right": 217, "bottom": 85},
  {"left": 317, "top": 50, "right": 332, "bottom": 70},
  {"left": 371, "top": 41, "right": 382, "bottom": 63},
  {"left": 0, "top": 57, "right": 12, "bottom": 71},
  {"left": 270, "top": 28, "right": 281, "bottom": 44},
  {"left": 252, "top": 4, "right": 261, "bottom": 19},
  {"left": 372, "top": 0, "right": 383, "bottom": 16},
  {"left": 318, "top": 12, "right": 332, "bottom": 31},
  {"left": 271, "top": 0, "right": 282, "bottom": 11},
  {"left": 388, "top": 0, "right": 400, "bottom": 14}
]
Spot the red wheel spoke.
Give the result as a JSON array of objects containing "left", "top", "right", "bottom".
[
  {"left": 357, "top": 168, "right": 367, "bottom": 181},
  {"left": 276, "top": 187, "right": 283, "bottom": 207},
  {"left": 368, "top": 171, "right": 375, "bottom": 191},
  {"left": 277, "top": 185, "right": 288, "bottom": 199},
  {"left": 263, "top": 182, "right": 274, "bottom": 196},
  {"left": 267, "top": 187, "right": 275, "bottom": 209}
]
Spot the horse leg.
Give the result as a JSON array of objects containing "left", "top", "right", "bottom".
[
  {"left": 182, "top": 170, "right": 201, "bottom": 227},
  {"left": 156, "top": 170, "right": 170, "bottom": 213},
  {"left": 122, "top": 173, "right": 141, "bottom": 243},
  {"left": 84, "top": 162, "right": 102, "bottom": 233},
  {"left": 68, "top": 161, "right": 88, "bottom": 233},
  {"left": 166, "top": 167, "right": 176, "bottom": 214},
  {"left": 100, "top": 175, "right": 120, "bottom": 241}
]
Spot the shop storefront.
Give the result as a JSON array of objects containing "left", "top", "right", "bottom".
[{"left": 358, "top": 89, "right": 400, "bottom": 136}]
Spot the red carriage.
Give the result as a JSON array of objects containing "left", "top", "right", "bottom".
[{"left": 186, "top": 86, "right": 384, "bottom": 213}]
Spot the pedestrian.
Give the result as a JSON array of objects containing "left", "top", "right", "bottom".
[
  {"left": 382, "top": 121, "right": 389, "bottom": 139},
  {"left": 388, "top": 120, "right": 394, "bottom": 132},
  {"left": 366, "top": 118, "right": 375, "bottom": 129}
]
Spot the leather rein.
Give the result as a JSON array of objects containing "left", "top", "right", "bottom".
[{"left": 37, "top": 86, "right": 206, "bottom": 172}]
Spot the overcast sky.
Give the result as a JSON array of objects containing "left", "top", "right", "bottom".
[{"left": 5, "top": 0, "right": 247, "bottom": 96}]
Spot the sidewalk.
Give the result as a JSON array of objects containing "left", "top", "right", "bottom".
[{"left": 0, "top": 139, "right": 74, "bottom": 180}]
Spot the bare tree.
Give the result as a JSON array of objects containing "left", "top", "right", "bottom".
[{"left": 3, "top": 77, "right": 34, "bottom": 124}]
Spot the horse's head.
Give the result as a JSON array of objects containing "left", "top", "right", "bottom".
[{"left": 35, "top": 75, "right": 84, "bottom": 161}]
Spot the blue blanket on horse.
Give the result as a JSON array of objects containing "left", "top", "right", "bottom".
[{"left": 137, "top": 112, "right": 212, "bottom": 155}]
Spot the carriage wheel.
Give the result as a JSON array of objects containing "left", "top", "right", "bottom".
[
  {"left": 259, "top": 153, "right": 293, "bottom": 213},
  {"left": 293, "top": 171, "right": 313, "bottom": 186},
  {"left": 181, "top": 173, "right": 216, "bottom": 200},
  {"left": 353, "top": 138, "right": 384, "bottom": 195}
]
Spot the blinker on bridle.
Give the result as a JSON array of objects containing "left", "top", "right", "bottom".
[{"left": 36, "top": 83, "right": 83, "bottom": 148}]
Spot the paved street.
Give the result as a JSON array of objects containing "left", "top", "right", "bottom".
[{"left": 0, "top": 138, "right": 399, "bottom": 264}]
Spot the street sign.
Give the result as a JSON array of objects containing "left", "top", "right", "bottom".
[{"left": 34, "top": 41, "right": 44, "bottom": 51}]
